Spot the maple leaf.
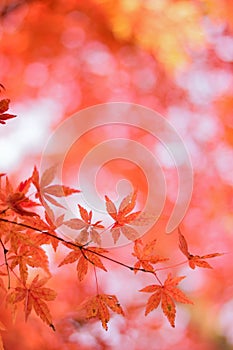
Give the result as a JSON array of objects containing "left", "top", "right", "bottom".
[
  {"left": 0, "top": 270, "right": 7, "bottom": 292},
  {"left": 58, "top": 245, "right": 108, "bottom": 281},
  {"left": 178, "top": 229, "right": 223, "bottom": 269},
  {"left": 81, "top": 294, "right": 124, "bottom": 330},
  {"left": 130, "top": 212, "right": 156, "bottom": 226},
  {"left": 8, "top": 245, "right": 50, "bottom": 284},
  {"left": 64, "top": 204, "right": 104, "bottom": 245},
  {"left": 28, "top": 207, "right": 65, "bottom": 251},
  {"left": 140, "top": 273, "right": 193, "bottom": 327},
  {"left": 0, "top": 320, "right": 6, "bottom": 350},
  {"left": 132, "top": 239, "right": 169, "bottom": 273},
  {"left": 7, "top": 275, "right": 56, "bottom": 330},
  {"left": 31, "top": 166, "right": 80, "bottom": 210},
  {"left": 0, "top": 99, "right": 17, "bottom": 125},
  {"left": 18, "top": 207, "right": 64, "bottom": 251},
  {"left": 1, "top": 220, "right": 30, "bottom": 251},
  {"left": 105, "top": 191, "right": 141, "bottom": 243},
  {"left": 0, "top": 176, "right": 38, "bottom": 216}
]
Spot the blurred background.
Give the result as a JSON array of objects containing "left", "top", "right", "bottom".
[{"left": 0, "top": 0, "right": 233, "bottom": 349}]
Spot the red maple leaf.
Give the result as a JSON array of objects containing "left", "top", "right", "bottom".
[
  {"left": 81, "top": 294, "right": 124, "bottom": 330},
  {"left": 6, "top": 275, "right": 56, "bottom": 330},
  {"left": 0, "top": 176, "right": 39, "bottom": 216},
  {"left": 8, "top": 244, "right": 50, "bottom": 284},
  {"left": 31, "top": 166, "right": 80, "bottom": 210},
  {"left": 0, "top": 99, "right": 17, "bottom": 125},
  {"left": 178, "top": 229, "right": 223, "bottom": 269},
  {"left": 64, "top": 204, "right": 104, "bottom": 245},
  {"left": 140, "top": 273, "right": 193, "bottom": 327},
  {"left": 58, "top": 244, "right": 108, "bottom": 281},
  {"left": 132, "top": 239, "right": 169, "bottom": 273},
  {"left": 105, "top": 191, "right": 141, "bottom": 243}
]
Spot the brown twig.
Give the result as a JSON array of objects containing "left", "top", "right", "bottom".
[
  {"left": 0, "top": 238, "right": 10, "bottom": 289},
  {"left": 0, "top": 217, "right": 163, "bottom": 284}
]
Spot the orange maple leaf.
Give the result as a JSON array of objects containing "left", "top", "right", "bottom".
[
  {"left": 0, "top": 320, "right": 6, "bottom": 350},
  {"left": 31, "top": 166, "right": 80, "bottom": 210},
  {"left": 81, "top": 294, "right": 124, "bottom": 330},
  {"left": 18, "top": 207, "right": 64, "bottom": 252},
  {"left": 43, "top": 208, "right": 64, "bottom": 251},
  {"left": 132, "top": 239, "right": 169, "bottom": 273},
  {"left": 0, "top": 176, "right": 39, "bottom": 216},
  {"left": 178, "top": 229, "right": 223, "bottom": 269},
  {"left": 7, "top": 275, "right": 56, "bottom": 330},
  {"left": 105, "top": 191, "right": 141, "bottom": 243},
  {"left": 58, "top": 244, "right": 108, "bottom": 281},
  {"left": 2, "top": 220, "right": 32, "bottom": 252},
  {"left": 8, "top": 245, "right": 50, "bottom": 284},
  {"left": 0, "top": 270, "right": 7, "bottom": 293},
  {"left": 64, "top": 204, "right": 104, "bottom": 245},
  {"left": 0, "top": 99, "right": 17, "bottom": 125},
  {"left": 140, "top": 273, "right": 193, "bottom": 327}
]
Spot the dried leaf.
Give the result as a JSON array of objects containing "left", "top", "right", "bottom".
[{"left": 82, "top": 294, "right": 124, "bottom": 330}]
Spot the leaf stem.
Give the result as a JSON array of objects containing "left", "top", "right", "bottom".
[
  {"left": 155, "top": 260, "right": 188, "bottom": 272},
  {"left": 93, "top": 267, "right": 99, "bottom": 295}
]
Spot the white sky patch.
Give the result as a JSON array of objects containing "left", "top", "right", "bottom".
[
  {"left": 192, "top": 113, "right": 220, "bottom": 142},
  {"left": 61, "top": 26, "right": 86, "bottom": 49},
  {"left": 133, "top": 67, "right": 157, "bottom": 92},
  {"left": 176, "top": 67, "right": 232, "bottom": 105},
  {"left": 24, "top": 62, "right": 49, "bottom": 87},
  {"left": 167, "top": 106, "right": 191, "bottom": 135},
  {"left": 177, "top": 266, "right": 205, "bottom": 292},
  {"left": 219, "top": 299, "right": 233, "bottom": 344},
  {"left": 215, "top": 35, "right": 233, "bottom": 62},
  {"left": 83, "top": 41, "right": 116, "bottom": 76},
  {"left": 0, "top": 98, "right": 63, "bottom": 172},
  {"left": 155, "top": 141, "right": 188, "bottom": 168},
  {"left": 214, "top": 145, "right": 233, "bottom": 186}
]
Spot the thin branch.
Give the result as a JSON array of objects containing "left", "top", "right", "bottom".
[
  {"left": 83, "top": 223, "right": 114, "bottom": 247},
  {"left": 0, "top": 208, "right": 8, "bottom": 215},
  {"left": 0, "top": 217, "right": 163, "bottom": 284},
  {"left": 0, "top": 238, "right": 10, "bottom": 289}
]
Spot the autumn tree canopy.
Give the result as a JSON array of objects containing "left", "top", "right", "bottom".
[{"left": 0, "top": 1, "right": 233, "bottom": 349}]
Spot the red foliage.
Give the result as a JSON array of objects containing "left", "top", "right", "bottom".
[{"left": 0, "top": 0, "right": 232, "bottom": 348}]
